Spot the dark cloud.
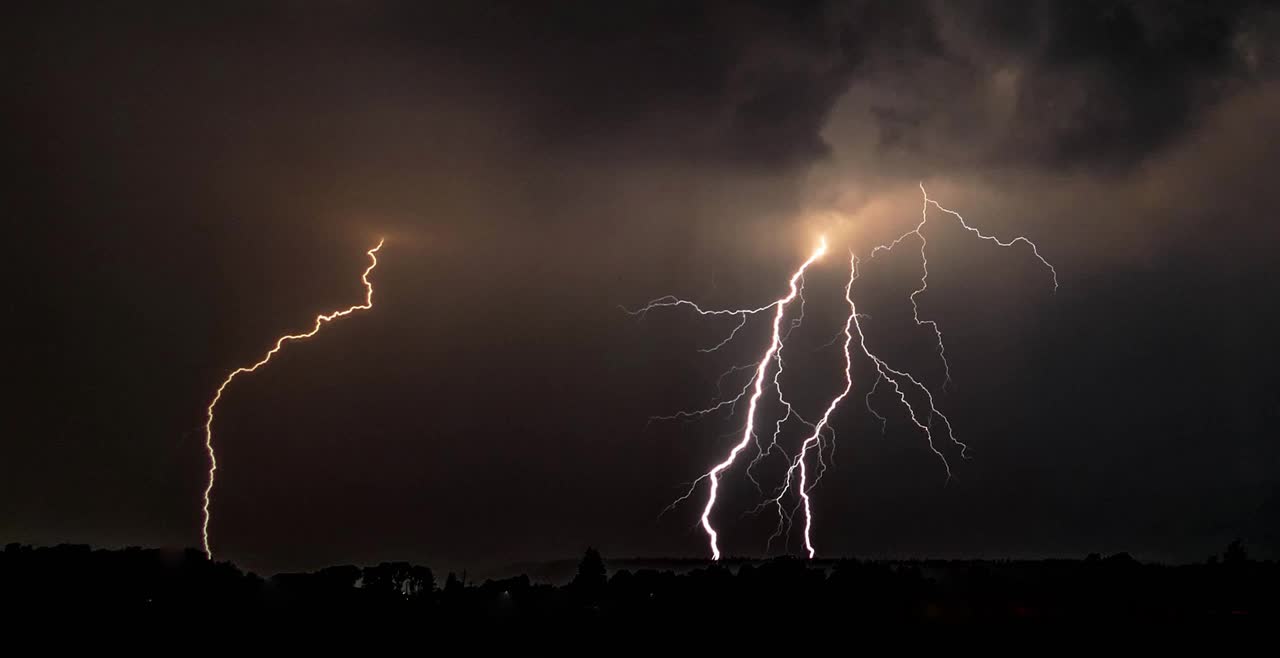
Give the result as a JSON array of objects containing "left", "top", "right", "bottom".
[
  {"left": 828, "top": 0, "right": 1278, "bottom": 173},
  {"left": 379, "top": 1, "right": 865, "bottom": 170},
  {"left": 1008, "top": 0, "right": 1250, "bottom": 168}
]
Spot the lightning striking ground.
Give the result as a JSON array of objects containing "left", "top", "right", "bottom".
[
  {"left": 776, "top": 251, "right": 857, "bottom": 558},
  {"left": 200, "top": 239, "right": 383, "bottom": 559},
  {"left": 694, "top": 238, "right": 826, "bottom": 561},
  {"left": 629, "top": 184, "right": 1056, "bottom": 560}
]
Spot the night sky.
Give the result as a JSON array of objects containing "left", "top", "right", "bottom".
[{"left": 4, "top": 1, "right": 1279, "bottom": 575}]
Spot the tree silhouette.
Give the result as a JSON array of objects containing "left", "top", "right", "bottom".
[
  {"left": 2, "top": 542, "right": 1278, "bottom": 619},
  {"left": 362, "top": 562, "right": 435, "bottom": 601},
  {"left": 444, "top": 571, "right": 463, "bottom": 594},
  {"left": 1224, "top": 539, "right": 1249, "bottom": 565},
  {"left": 570, "top": 547, "right": 607, "bottom": 605}
]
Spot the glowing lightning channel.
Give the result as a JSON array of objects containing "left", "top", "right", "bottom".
[
  {"left": 921, "top": 184, "right": 1058, "bottom": 292},
  {"left": 773, "top": 250, "right": 858, "bottom": 558},
  {"left": 200, "top": 239, "right": 384, "bottom": 559},
  {"left": 695, "top": 238, "right": 827, "bottom": 560},
  {"left": 634, "top": 182, "right": 1057, "bottom": 560},
  {"left": 766, "top": 251, "right": 958, "bottom": 556},
  {"left": 744, "top": 289, "right": 822, "bottom": 493},
  {"left": 871, "top": 183, "right": 1058, "bottom": 391}
]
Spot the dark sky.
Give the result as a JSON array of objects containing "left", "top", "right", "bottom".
[{"left": 4, "top": 1, "right": 1279, "bottom": 574}]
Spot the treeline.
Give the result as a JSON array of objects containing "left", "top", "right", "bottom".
[{"left": 1, "top": 543, "right": 1275, "bottom": 619}]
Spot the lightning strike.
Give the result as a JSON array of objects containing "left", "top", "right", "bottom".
[
  {"left": 773, "top": 251, "right": 857, "bottom": 558},
  {"left": 200, "top": 239, "right": 384, "bottom": 559},
  {"left": 636, "top": 239, "right": 827, "bottom": 560},
  {"left": 630, "top": 183, "right": 1056, "bottom": 560}
]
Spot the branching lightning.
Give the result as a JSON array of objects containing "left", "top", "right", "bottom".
[
  {"left": 870, "top": 183, "right": 1059, "bottom": 390},
  {"left": 200, "top": 239, "right": 383, "bottom": 559},
  {"left": 630, "top": 239, "right": 827, "bottom": 560},
  {"left": 770, "top": 251, "right": 857, "bottom": 558},
  {"left": 691, "top": 239, "right": 826, "bottom": 561},
  {"left": 628, "top": 183, "right": 1056, "bottom": 560}
]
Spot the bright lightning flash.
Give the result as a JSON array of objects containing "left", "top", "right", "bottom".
[
  {"left": 629, "top": 184, "right": 1056, "bottom": 560},
  {"left": 200, "top": 239, "right": 383, "bottom": 559}
]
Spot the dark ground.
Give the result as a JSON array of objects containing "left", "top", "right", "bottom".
[{"left": 3, "top": 541, "right": 1274, "bottom": 622}]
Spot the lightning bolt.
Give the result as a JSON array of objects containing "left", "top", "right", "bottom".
[
  {"left": 630, "top": 183, "right": 1056, "bottom": 560},
  {"left": 772, "top": 251, "right": 857, "bottom": 558},
  {"left": 633, "top": 239, "right": 827, "bottom": 560},
  {"left": 200, "top": 239, "right": 384, "bottom": 559}
]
